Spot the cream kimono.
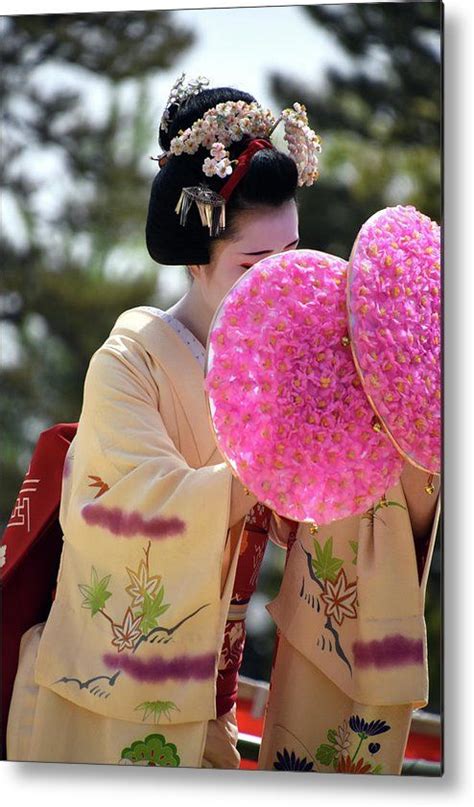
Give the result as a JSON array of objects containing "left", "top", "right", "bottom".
[
  {"left": 8, "top": 306, "right": 249, "bottom": 766},
  {"left": 258, "top": 489, "right": 440, "bottom": 774},
  {"left": 7, "top": 305, "right": 440, "bottom": 772}
]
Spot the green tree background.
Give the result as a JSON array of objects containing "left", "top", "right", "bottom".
[
  {"left": 1, "top": 11, "right": 193, "bottom": 521},
  {"left": 1, "top": 4, "right": 441, "bottom": 714}
]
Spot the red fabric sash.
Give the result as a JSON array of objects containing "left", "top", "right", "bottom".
[{"left": 0, "top": 422, "right": 77, "bottom": 759}]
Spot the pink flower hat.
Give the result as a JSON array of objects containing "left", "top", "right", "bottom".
[
  {"left": 205, "top": 249, "right": 404, "bottom": 526},
  {"left": 347, "top": 205, "right": 441, "bottom": 475}
]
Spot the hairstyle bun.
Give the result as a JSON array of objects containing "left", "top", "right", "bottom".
[{"left": 147, "top": 86, "right": 299, "bottom": 266}]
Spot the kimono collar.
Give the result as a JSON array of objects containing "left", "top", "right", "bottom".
[{"left": 111, "top": 306, "right": 221, "bottom": 467}]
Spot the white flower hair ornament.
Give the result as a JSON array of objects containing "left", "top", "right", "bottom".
[
  {"left": 160, "top": 72, "right": 210, "bottom": 134},
  {"left": 153, "top": 79, "right": 322, "bottom": 237},
  {"left": 168, "top": 99, "right": 321, "bottom": 186}
]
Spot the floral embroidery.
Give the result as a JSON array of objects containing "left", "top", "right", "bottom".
[
  {"left": 134, "top": 700, "right": 180, "bottom": 723},
  {"left": 299, "top": 539, "right": 358, "bottom": 675},
  {"left": 273, "top": 748, "right": 314, "bottom": 772},
  {"left": 119, "top": 733, "right": 180, "bottom": 766},
  {"left": 125, "top": 559, "right": 162, "bottom": 608},
  {"left": 332, "top": 719, "right": 351, "bottom": 755},
  {"left": 0, "top": 544, "right": 6, "bottom": 568},
  {"left": 245, "top": 502, "right": 272, "bottom": 531},
  {"left": 320, "top": 569, "right": 358, "bottom": 626},
  {"left": 111, "top": 608, "right": 143, "bottom": 652},
  {"left": 337, "top": 754, "right": 372, "bottom": 774},
  {"left": 78, "top": 542, "right": 176, "bottom": 653},
  {"left": 315, "top": 713, "right": 392, "bottom": 774},
  {"left": 349, "top": 715, "right": 391, "bottom": 737}
]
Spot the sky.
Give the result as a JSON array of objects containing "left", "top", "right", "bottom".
[{"left": 149, "top": 5, "right": 354, "bottom": 112}]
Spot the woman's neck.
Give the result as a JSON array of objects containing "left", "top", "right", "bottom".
[{"left": 166, "top": 283, "right": 213, "bottom": 349}]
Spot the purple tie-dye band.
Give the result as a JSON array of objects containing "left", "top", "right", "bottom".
[
  {"left": 82, "top": 503, "right": 185, "bottom": 539},
  {"left": 103, "top": 651, "right": 216, "bottom": 682},
  {"left": 352, "top": 634, "right": 424, "bottom": 668}
]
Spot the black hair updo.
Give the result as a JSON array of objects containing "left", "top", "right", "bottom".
[{"left": 146, "top": 86, "right": 299, "bottom": 266}]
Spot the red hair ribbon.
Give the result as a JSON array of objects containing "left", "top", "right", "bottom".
[{"left": 220, "top": 138, "right": 274, "bottom": 201}]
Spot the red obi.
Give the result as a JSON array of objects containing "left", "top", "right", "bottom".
[{"left": 215, "top": 503, "right": 272, "bottom": 717}]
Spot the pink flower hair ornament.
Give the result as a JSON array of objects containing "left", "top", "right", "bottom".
[
  {"left": 347, "top": 205, "right": 441, "bottom": 475},
  {"left": 204, "top": 250, "right": 404, "bottom": 526}
]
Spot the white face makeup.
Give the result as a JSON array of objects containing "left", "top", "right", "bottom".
[{"left": 191, "top": 200, "right": 299, "bottom": 315}]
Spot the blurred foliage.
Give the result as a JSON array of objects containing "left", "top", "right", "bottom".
[
  {"left": 244, "top": 1, "right": 443, "bottom": 714},
  {"left": 0, "top": 12, "right": 194, "bottom": 530},
  {"left": 270, "top": 1, "right": 441, "bottom": 259}
]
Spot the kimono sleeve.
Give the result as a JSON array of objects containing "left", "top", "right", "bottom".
[
  {"left": 33, "top": 336, "right": 235, "bottom": 726},
  {"left": 61, "top": 337, "right": 233, "bottom": 531}
]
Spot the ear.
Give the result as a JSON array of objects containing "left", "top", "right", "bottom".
[{"left": 187, "top": 264, "right": 205, "bottom": 281}]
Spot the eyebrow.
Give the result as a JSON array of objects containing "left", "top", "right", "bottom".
[{"left": 241, "top": 238, "right": 299, "bottom": 256}]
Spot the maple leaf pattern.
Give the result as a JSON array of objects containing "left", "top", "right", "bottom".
[
  {"left": 125, "top": 559, "right": 162, "bottom": 608},
  {"left": 88, "top": 475, "right": 109, "bottom": 498},
  {"left": 111, "top": 607, "right": 143, "bottom": 652},
  {"left": 320, "top": 569, "right": 358, "bottom": 626},
  {"left": 139, "top": 590, "right": 170, "bottom": 634},
  {"left": 78, "top": 567, "right": 112, "bottom": 616},
  {"left": 311, "top": 536, "right": 344, "bottom": 582}
]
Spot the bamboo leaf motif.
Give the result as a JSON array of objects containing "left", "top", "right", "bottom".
[{"left": 134, "top": 700, "right": 180, "bottom": 723}]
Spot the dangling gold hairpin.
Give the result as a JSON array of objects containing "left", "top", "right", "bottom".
[{"left": 175, "top": 185, "right": 226, "bottom": 237}]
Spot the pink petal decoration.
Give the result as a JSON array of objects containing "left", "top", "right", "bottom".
[
  {"left": 347, "top": 206, "right": 441, "bottom": 474},
  {"left": 205, "top": 250, "right": 404, "bottom": 525}
]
